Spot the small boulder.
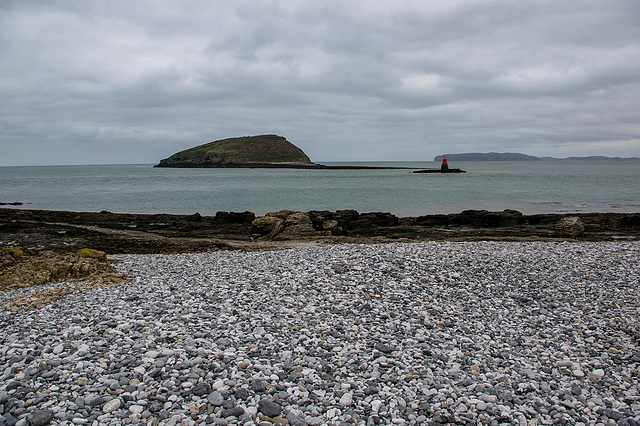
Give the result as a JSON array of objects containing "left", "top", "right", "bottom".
[
  {"left": 359, "top": 212, "right": 399, "bottom": 227},
  {"left": 251, "top": 216, "right": 285, "bottom": 237},
  {"left": 322, "top": 220, "right": 340, "bottom": 232},
  {"left": 77, "top": 248, "right": 107, "bottom": 261},
  {"left": 555, "top": 216, "right": 585, "bottom": 237},
  {"left": 278, "top": 212, "right": 317, "bottom": 238},
  {"left": 333, "top": 209, "right": 360, "bottom": 227}
]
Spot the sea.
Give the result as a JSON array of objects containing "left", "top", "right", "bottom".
[{"left": 1, "top": 162, "right": 639, "bottom": 217}]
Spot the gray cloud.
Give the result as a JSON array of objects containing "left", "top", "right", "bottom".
[{"left": 1, "top": 0, "right": 639, "bottom": 165}]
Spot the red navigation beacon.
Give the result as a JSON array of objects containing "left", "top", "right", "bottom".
[{"left": 440, "top": 157, "right": 449, "bottom": 171}]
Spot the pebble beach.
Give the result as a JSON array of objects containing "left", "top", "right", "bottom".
[{"left": 1, "top": 241, "right": 639, "bottom": 426}]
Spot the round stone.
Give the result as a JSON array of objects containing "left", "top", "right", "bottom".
[{"left": 208, "top": 391, "right": 224, "bottom": 406}]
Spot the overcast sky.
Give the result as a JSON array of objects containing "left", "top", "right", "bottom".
[{"left": 1, "top": 0, "right": 639, "bottom": 166}]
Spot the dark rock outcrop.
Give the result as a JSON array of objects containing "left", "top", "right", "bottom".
[
  {"left": 2, "top": 208, "right": 639, "bottom": 253},
  {"left": 252, "top": 210, "right": 402, "bottom": 239},
  {"left": 620, "top": 215, "right": 640, "bottom": 228},
  {"left": 447, "top": 209, "right": 526, "bottom": 227}
]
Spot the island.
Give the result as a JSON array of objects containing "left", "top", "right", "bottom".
[{"left": 155, "top": 134, "right": 410, "bottom": 170}]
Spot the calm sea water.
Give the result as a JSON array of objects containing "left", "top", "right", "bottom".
[{"left": 1, "top": 162, "right": 639, "bottom": 217}]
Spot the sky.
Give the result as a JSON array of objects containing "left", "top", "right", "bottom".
[{"left": 1, "top": 0, "right": 640, "bottom": 166}]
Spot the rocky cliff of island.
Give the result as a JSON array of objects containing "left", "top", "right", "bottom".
[{"left": 155, "top": 135, "right": 313, "bottom": 168}]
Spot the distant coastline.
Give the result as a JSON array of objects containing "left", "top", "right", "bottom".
[{"left": 434, "top": 152, "right": 640, "bottom": 161}]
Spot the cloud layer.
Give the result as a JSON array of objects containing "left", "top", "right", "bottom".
[{"left": 2, "top": 0, "right": 639, "bottom": 165}]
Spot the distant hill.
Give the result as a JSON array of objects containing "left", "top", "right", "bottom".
[
  {"left": 156, "top": 135, "right": 312, "bottom": 168},
  {"left": 434, "top": 153, "right": 540, "bottom": 161},
  {"left": 539, "top": 155, "right": 640, "bottom": 162},
  {"left": 435, "top": 153, "right": 640, "bottom": 161}
]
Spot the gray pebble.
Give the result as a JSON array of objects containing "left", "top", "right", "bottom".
[
  {"left": 29, "top": 410, "right": 54, "bottom": 426},
  {"left": 208, "top": 391, "right": 224, "bottom": 406},
  {"left": 258, "top": 399, "right": 282, "bottom": 417}
]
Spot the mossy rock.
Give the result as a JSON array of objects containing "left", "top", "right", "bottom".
[
  {"left": 77, "top": 248, "right": 107, "bottom": 261},
  {"left": 3, "top": 247, "right": 24, "bottom": 258},
  {"left": 1, "top": 249, "right": 128, "bottom": 301}
]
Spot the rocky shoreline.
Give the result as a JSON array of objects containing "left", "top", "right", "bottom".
[
  {"left": 1, "top": 208, "right": 639, "bottom": 254},
  {"left": 1, "top": 241, "right": 639, "bottom": 425}
]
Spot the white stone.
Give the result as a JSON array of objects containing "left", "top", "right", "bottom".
[
  {"left": 339, "top": 392, "right": 353, "bottom": 407},
  {"left": 480, "top": 395, "right": 497, "bottom": 404},
  {"left": 102, "top": 398, "right": 121, "bottom": 413},
  {"left": 325, "top": 408, "right": 336, "bottom": 419},
  {"left": 496, "top": 404, "right": 511, "bottom": 414},
  {"left": 76, "top": 344, "right": 90, "bottom": 354},
  {"left": 590, "top": 369, "right": 605, "bottom": 381},
  {"left": 129, "top": 405, "right": 144, "bottom": 414},
  {"left": 144, "top": 350, "right": 160, "bottom": 359}
]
